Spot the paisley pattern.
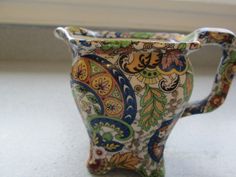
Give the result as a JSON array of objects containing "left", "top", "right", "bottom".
[
  {"left": 56, "top": 26, "right": 236, "bottom": 177},
  {"left": 71, "top": 54, "right": 137, "bottom": 122},
  {"left": 89, "top": 116, "right": 133, "bottom": 152}
]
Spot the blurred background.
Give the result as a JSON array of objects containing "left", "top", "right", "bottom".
[{"left": 0, "top": 1, "right": 236, "bottom": 177}]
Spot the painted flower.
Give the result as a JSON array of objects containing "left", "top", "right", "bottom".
[
  {"left": 221, "top": 81, "right": 230, "bottom": 94},
  {"left": 87, "top": 144, "right": 111, "bottom": 174},
  {"left": 91, "top": 75, "right": 113, "bottom": 96},
  {"left": 158, "top": 50, "right": 187, "bottom": 75},
  {"left": 87, "top": 158, "right": 110, "bottom": 175},
  {"left": 72, "top": 59, "right": 88, "bottom": 81},
  {"left": 93, "top": 146, "right": 107, "bottom": 160},
  {"left": 104, "top": 98, "right": 123, "bottom": 116},
  {"left": 77, "top": 64, "right": 86, "bottom": 78},
  {"left": 162, "top": 50, "right": 183, "bottom": 69},
  {"left": 209, "top": 95, "right": 224, "bottom": 108}
]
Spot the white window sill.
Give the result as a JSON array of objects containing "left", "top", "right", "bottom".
[{"left": 0, "top": 60, "right": 235, "bottom": 177}]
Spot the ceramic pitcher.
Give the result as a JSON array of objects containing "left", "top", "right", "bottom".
[{"left": 55, "top": 26, "right": 236, "bottom": 177}]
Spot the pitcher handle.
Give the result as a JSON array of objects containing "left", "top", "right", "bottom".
[{"left": 182, "top": 28, "right": 236, "bottom": 117}]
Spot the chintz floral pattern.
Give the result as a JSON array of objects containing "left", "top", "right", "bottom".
[{"left": 55, "top": 26, "right": 236, "bottom": 177}]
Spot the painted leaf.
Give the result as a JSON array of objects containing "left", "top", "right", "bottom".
[
  {"left": 86, "top": 94, "right": 98, "bottom": 104},
  {"left": 140, "top": 86, "right": 153, "bottom": 106},
  {"left": 139, "top": 85, "right": 167, "bottom": 131},
  {"left": 178, "top": 43, "right": 187, "bottom": 50},
  {"left": 105, "top": 143, "right": 120, "bottom": 151},
  {"left": 75, "top": 85, "right": 87, "bottom": 94},
  {"left": 230, "top": 51, "right": 236, "bottom": 62},
  {"left": 93, "top": 105, "right": 101, "bottom": 115},
  {"left": 110, "top": 152, "right": 141, "bottom": 170}
]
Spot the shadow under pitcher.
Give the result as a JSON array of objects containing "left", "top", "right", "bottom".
[{"left": 55, "top": 26, "right": 236, "bottom": 177}]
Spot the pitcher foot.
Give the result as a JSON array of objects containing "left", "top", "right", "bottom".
[
  {"left": 87, "top": 158, "right": 112, "bottom": 175},
  {"left": 87, "top": 144, "right": 165, "bottom": 177},
  {"left": 136, "top": 160, "right": 165, "bottom": 177}
]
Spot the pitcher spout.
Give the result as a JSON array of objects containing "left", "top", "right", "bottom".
[{"left": 54, "top": 27, "right": 79, "bottom": 59}]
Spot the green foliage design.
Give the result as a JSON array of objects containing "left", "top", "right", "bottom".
[
  {"left": 230, "top": 50, "right": 236, "bottom": 61},
  {"left": 138, "top": 165, "right": 165, "bottom": 177},
  {"left": 86, "top": 94, "right": 98, "bottom": 104},
  {"left": 178, "top": 43, "right": 187, "bottom": 50},
  {"left": 93, "top": 105, "right": 102, "bottom": 115},
  {"left": 220, "top": 50, "right": 236, "bottom": 74},
  {"left": 74, "top": 84, "right": 87, "bottom": 94},
  {"left": 139, "top": 85, "right": 167, "bottom": 131},
  {"left": 132, "top": 32, "right": 154, "bottom": 39},
  {"left": 101, "top": 40, "right": 131, "bottom": 50}
]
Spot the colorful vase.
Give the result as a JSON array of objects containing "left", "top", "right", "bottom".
[{"left": 55, "top": 26, "right": 236, "bottom": 177}]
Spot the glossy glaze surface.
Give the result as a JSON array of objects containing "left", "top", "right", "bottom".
[{"left": 55, "top": 27, "right": 236, "bottom": 177}]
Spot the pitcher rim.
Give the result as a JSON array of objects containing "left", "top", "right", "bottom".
[{"left": 55, "top": 26, "right": 201, "bottom": 51}]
